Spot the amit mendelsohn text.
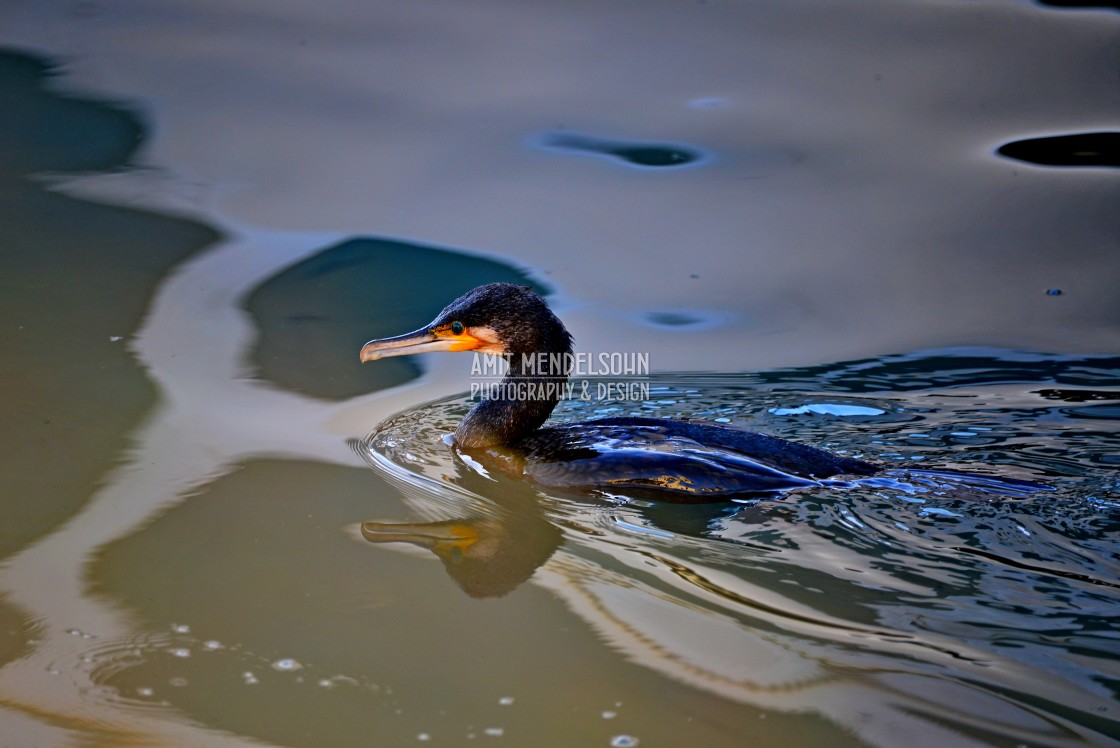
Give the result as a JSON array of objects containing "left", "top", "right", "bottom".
[
  {"left": 470, "top": 352, "right": 650, "bottom": 402},
  {"left": 471, "top": 352, "right": 649, "bottom": 377}
]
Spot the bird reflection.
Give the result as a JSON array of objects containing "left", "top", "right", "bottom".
[
  {"left": 353, "top": 428, "right": 757, "bottom": 598},
  {"left": 360, "top": 496, "right": 562, "bottom": 599}
]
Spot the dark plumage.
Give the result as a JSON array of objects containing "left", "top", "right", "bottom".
[
  {"left": 430, "top": 283, "right": 574, "bottom": 358},
  {"left": 361, "top": 283, "right": 880, "bottom": 502},
  {"left": 435, "top": 284, "right": 573, "bottom": 447}
]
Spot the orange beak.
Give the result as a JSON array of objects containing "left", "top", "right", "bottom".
[{"left": 360, "top": 326, "right": 481, "bottom": 362}]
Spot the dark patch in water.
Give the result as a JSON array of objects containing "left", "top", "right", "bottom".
[
  {"left": 997, "top": 132, "right": 1120, "bottom": 167},
  {"left": 1034, "top": 0, "right": 1118, "bottom": 9},
  {"left": 1035, "top": 388, "right": 1120, "bottom": 403},
  {"left": 244, "top": 239, "right": 547, "bottom": 400},
  {"left": 0, "top": 48, "right": 220, "bottom": 556},
  {"left": 646, "top": 311, "right": 704, "bottom": 327},
  {"left": 0, "top": 50, "right": 144, "bottom": 175},
  {"left": 536, "top": 132, "right": 706, "bottom": 169},
  {"left": 638, "top": 308, "right": 728, "bottom": 330}
]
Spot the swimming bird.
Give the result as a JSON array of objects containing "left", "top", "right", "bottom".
[{"left": 360, "top": 283, "right": 879, "bottom": 502}]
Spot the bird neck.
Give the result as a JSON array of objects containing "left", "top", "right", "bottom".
[{"left": 455, "top": 347, "right": 572, "bottom": 448}]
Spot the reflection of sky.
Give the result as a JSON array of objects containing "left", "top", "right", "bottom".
[{"left": 8, "top": 0, "right": 1119, "bottom": 370}]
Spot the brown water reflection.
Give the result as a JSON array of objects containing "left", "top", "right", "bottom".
[
  {"left": 361, "top": 505, "right": 563, "bottom": 599},
  {"left": 0, "top": 50, "right": 220, "bottom": 557},
  {"left": 91, "top": 460, "right": 852, "bottom": 747},
  {"left": 1, "top": 0, "right": 1118, "bottom": 745}
]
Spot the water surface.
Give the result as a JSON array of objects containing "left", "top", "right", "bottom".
[
  {"left": 0, "top": 1, "right": 1118, "bottom": 745},
  {"left": 350, "top": 355, "right": 1119, "bottom": 745}
]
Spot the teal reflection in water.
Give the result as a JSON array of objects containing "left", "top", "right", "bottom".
[
  {"left": 354, "top": 351, "right": 1120, "bottom": 745},
  {"left": 244, "top": 238, "right": 548, "bottom": 400}
]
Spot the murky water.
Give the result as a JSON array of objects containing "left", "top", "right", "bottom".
[
  {"left": 349, "top": 357, "right": 1120, "bottom": 745},
  {"left": 2, "top": 0, "right": 1118, "bottom": 745}
]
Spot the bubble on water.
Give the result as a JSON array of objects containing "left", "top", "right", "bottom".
[
  {"left": 417, "top": 734, "right": 431, "bottom": 742},
  {"left": 601, "top": 710, "right": 617, "bottom": 719},
  {"left": 483, "top": 727, "right": 504, "bottom": 736},
  {"left": 171, "top": 623, "right": 190, "bottom": 634},
  {"left": 168, "top": 677, "right": 188, "bottom": 687},
  {"left": 317, "top": 674, "right": 360, "bottom": 689},
  {"left": 498, "top": 696, "right": 514, "bottom": 705},
  {"left": 610, "top": 736, "right": 639, "bottom": 747},
  {"left": 136, "top": 687, "right": 154, "bottom": 697},
  {"left": 169, "top": 648, "right": 190, "bottom": 658},
  {"left": 242, "top": 671, "right": 259, "bottom": 685},
  {"left": 203, "top": 640, "right": 223, "bottom": 650},
  {"left": 271, "top": 658, "right": 302, "bottom": 671}
]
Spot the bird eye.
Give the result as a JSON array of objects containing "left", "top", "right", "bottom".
[{"left": 450, "top": 321, "right": 464, "bottom": 336}]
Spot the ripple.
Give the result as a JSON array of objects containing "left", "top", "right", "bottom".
[
  {"left": 769, "top": 403, "right": 886, "bottom": 417},
  {"left": 83, "top": 624, "right": 379, "bottom": 715},
  {"left": 357, "top": 349, "right": 1120, "bottom": 743}
]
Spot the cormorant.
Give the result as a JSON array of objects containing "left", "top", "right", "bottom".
[{"left": 360, "top": 283, "right": 878, "bottom": 502}]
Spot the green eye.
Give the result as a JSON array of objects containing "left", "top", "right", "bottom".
[{"left": 450, "top": 321, "right": 464, "bottom": 336}]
